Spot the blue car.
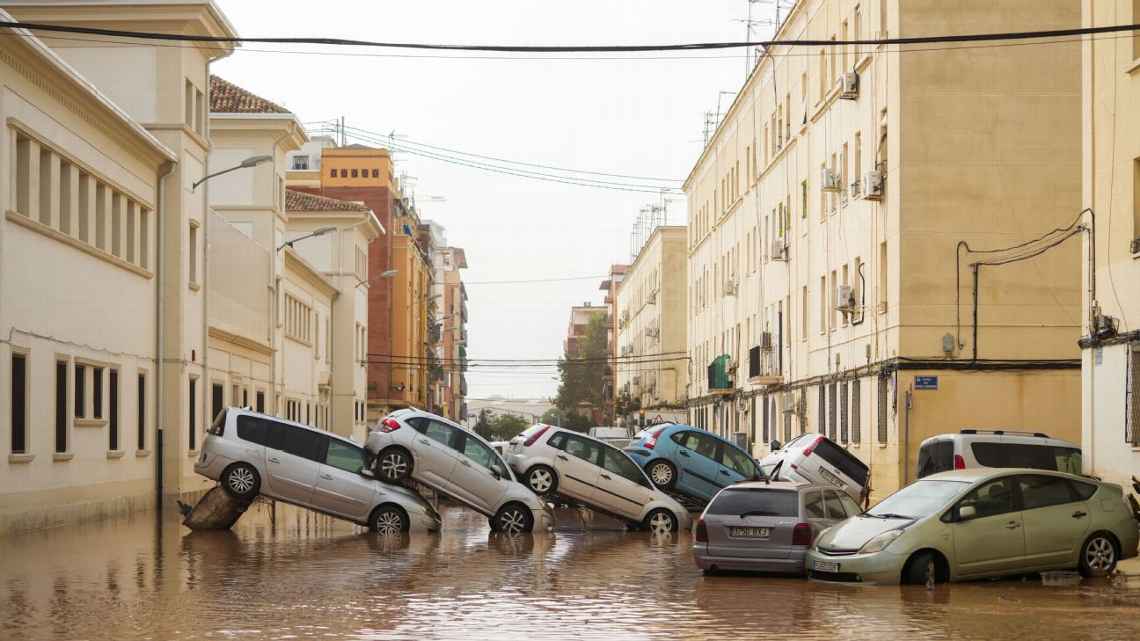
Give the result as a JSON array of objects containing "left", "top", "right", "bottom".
[{"left": 624, "top": 424, "right": 761, "bottom": 502}]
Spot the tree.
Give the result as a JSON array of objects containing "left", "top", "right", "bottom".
[
  {"left": 474, "top": 409, "right": 492, "bottom": 440},
  {"left": 485, "top": 414, "right": 530, "bottom": 441},
  {"left": 554, "top": 313, "right": 609, "bottom": 425},
  {"left": 540, "top": 408, "right": 563, "bottom": 425}
]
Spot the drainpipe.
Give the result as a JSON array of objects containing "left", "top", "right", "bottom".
[
  {"left": 154, "top": 160, "right": 176, "bottom": 507},
  {"left": 902, "top": 386, "right": 913, "bottom": 485}
]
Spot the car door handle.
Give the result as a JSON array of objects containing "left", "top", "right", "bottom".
[
  {"left": 1005, "top": 521, "right": 1021, "bottom": 530},
  {"left": 1072, "top": 511, "right": 1088, "bottom": 519},
  {"left": 319, "top": 473, "right": 333, "bottom": 480},
  {"left": 679, "top": 450, "right": 691, "bottom": 457},
  {"left": 557, "top": 454, "right": 568, "bottom": 461},
  {"left": 460, "top": 460, "right": 472, "bottom": 467},
  {"left": 418, "top": 439, "right": 431, "bottom": 446},
  {"left": 268, "top": 457, "right": 280, "bottom": 464},
  {"left": 600, "top": 473, "right": 612, "bottom": 480}
]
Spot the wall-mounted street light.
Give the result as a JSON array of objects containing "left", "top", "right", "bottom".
[
  {"left": 355, "top": 269, "right": 398, "bottom": 288},
  {"left": 277, "top": 226, "right": 336, "bottom": 252},
  {"left": 192, "top": 154, "right": 273, "bottom": 191}
]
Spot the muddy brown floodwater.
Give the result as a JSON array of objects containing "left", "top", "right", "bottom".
[{"left": 2, "top": 500, "right": 1140, "bottom": 641}]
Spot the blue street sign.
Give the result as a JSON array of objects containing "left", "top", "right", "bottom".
[{"left": 915, "top": 376, "right": 939, "bottom": 390}]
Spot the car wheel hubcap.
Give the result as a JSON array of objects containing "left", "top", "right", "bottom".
[
  {"left": 1087, "top": 538, "right": 1115, "bottom": 570},
  {"left": 500, "top": 509, "right": 526, "bottom": 535},
  {"left": 529, "top": 469, "right": 553, "bottom": 493},
  {"left": 375, "top": 511, "right": 403, "bottom": 535},
  {"left": 650, "top": 464, "right": 672, "bottom": 486},
  {"left": 381, "top": 453, "right": 407, "bottom": 480},
  {"left": 228, "top": 468, "right": 255, "bottom": 494},
  {"left": 649, "top": 512, "right": 673, "bottom": 533}
]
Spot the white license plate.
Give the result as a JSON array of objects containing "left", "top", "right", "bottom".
[
  {"left": 814, "top": 560, "right": 840, "bottom": 573},
  {"left": 729, "top": 526, "right": 770, "bottom": 539},
  {"left": 818, "top": 467, "right": 845, "bottom": 488}
]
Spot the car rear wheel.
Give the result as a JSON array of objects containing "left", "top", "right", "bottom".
[
  {"left": 493, "top": 503, "right": 534, "bottom": 535},
  {"left": 1079, "top": 533, "right": 1118, "bottom": 577},
  {"left": 646, "top": 460, "right": 676, "bottom": 490},
  {"left": 644, "top": 508, "right": 678, "bottom": 534},
  {"left": 376, "top": 447, "right": 412, "bottom": 483},
  {"left": 370, "top": 505, "right": 409, "bottom": 535},
  {"left": 525, "top": 465, "right": 558, "bottom": 495},
  {"left": 221, "top": 463, "right": 260, "bottom": 500}
]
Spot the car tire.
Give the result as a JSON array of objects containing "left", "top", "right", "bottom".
[
  {"left": 643, "top": 508, "right": 678, "bottom": 534},
  {"left": 375, "top": 447, "right": 413, "bottom": 483},
  {"left": 493, "top": 502, "right": 534, "bottom": 535},
  {"left": 1078, "top": 532, "right": 1118, "bottom": 577},
  {"left": 525, "top": 465, "right": 558, "bottom": 496},
  {"left": 369, "top": 504, "right": 409, "bottom": 535},
  {"left": 221, "top": 462, "right": 260, "bottom": 500},
  {"left": 645, "top": 460, "right": 677, "bottom": 490},
  {"left": 902, "top": 551, "right": 944, "bottom": 585}
]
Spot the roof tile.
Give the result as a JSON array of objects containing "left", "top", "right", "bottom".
[{"left": 209, "top": 75, "right": 290, "bottom": 114}]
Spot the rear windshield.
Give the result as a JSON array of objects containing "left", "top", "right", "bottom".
[
  {"left": 970, "top": 442, "right": 1082, "bottom": 474},
  {"left": 209, "top": 408, "right": 227, "bottom": 436},
  {"left": 814, "top": 438, "right": 869, "bottom": 487},
  {"left": 516, "top": 424, "right": 548, "bottom": 440},
  {"left": 635, "top": 424, "right": 669, "bottom": 440},
  {"left": 917, "top": 441, "right": 954, "bottom": 478},
  {"left": 707, "top": 488, "right": 799, "bottom": 517}
]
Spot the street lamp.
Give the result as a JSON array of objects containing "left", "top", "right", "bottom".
[
  {"left": 355, "top": 269, "right": 398, "bottom": 289},
  {"left": 192, "top": 154, "right": 273, "bottom": 191},
  {"left": 277, "top": 226, "right": 336, "bottom": 252}
]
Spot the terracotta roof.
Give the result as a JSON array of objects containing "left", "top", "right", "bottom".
[
  {"left": 209, "top": 75, "right": 290, "bottom": 114},
  {"left": 285, "top": 189, "right": 369, "bottom": 213}
]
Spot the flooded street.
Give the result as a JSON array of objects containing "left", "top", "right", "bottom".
[{"left": 2, "top": 502, "right": 1140, "bottom": 641}]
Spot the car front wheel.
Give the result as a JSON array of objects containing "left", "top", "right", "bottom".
[
  {"left": 376, "top": 447, "right": 412, "bottom": 483},
  {"left": 493, "top": 503, "right": 534, "bottom": 535},
  {"left": 370, "top": 505, "right": 409, "bottom": 535},
  {"left": 1079, "top": 533, "right": 1118, "bottom": 577},
  {"left": 526, "top": 465, "right": 558, "bottom": 495},
  {"left": 646, "top": 460, "right": 676, "bottom": 489},
  {"left": 644, "top": 508, "right": 678, "bottom": 534},
  {"left": 221, "top": 463, "right": 260, "bottom": 500}
]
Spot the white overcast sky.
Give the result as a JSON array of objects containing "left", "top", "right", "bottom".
[{"left": 213, "top": 0, "right": 778, "bottom": 399}]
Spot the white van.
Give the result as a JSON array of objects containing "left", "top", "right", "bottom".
[{"left": 916, "top": 429, "right": 1082, "bottom": 479}]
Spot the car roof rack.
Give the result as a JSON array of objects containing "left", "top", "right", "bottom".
[{"left": 960, "top": 428, "right": 1050, "bottom": 438}]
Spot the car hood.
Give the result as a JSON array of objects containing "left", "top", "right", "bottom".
[{"left": 815, "top": 515, "right": 913, "bottom": 552}]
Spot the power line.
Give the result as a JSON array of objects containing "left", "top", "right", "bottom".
[
  {"left": 3, "top": 20, "right": 1138, "bottom": 52},
  {"left": 461, "top": 274, "right": 608, "bottom": 285}
]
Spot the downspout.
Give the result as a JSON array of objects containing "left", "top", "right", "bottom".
[
  {"left": 154, "top": 160, "right": 176, "bottom": 508},
  {"left": 902, "top": 386, "right": 912, "bottom": 485},
  {"left": 971, "top": 265, "right": 980, "bottom": 361}
]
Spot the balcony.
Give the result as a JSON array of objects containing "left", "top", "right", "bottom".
[{"left": 707, "top": 355, "right": 733, "bottom": 395}]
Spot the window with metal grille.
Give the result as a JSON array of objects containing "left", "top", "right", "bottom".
[
  {"left": 54, "top": 360, "right": 66, "bottom": 453},
  {"left": 109, "top": 370, "right": 119, "bottom": 451},
  {"left": 852, "top": 379, "right": 861, "bottom": 444},
  {"left": 877, "top": 376, "right": 889, "bottom": 443},
  {"left": 751, "top": 396, "right": 757, "bottom": 442},
  {"left": 256, "top": 390, "right": 265, "bottom": 413},
  {"left": 818, "top": 383, "right": 825, "bottom": 434},
  {"left": 74, "top": 364, "right": 85, "bottom": 418},
  {"left": 783, "top": 406, "right": 792, "bottom": 442},
  {"left": 1130, "top": 347, "right": 1140, "bottom": 446},
  {"left": 828, "top": 383, "right": 837, "bottom": 440},
  {"left": 10, "top": 354, "right": 28, "bottom": 454},
  {"left": 93, "top": 367, "right": 104, "bottom": 419},
  {"left": 137, "top": 374, "right": 146, "bottom": 451},
  {"left": 189, "top": 378, "right": 197, "bottom": 451},
  {"left": 840, "top": 382, "right": 849, "bottom": 443},
  {"left": 762, "top": 394, "right": 770, "bottom": 442}
]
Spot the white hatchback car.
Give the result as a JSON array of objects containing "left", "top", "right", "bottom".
[
  {"left": 194, "top": 408, "right": 441, "bottom": 534},
  {"left": 365, "top": 409, "right": 553, "bottom": 534},
  {"left": 759, "top": 433, "right": 871, "bottom": 505},
  {"left": 505, "top": 424, "right": 692, "bottom": 534}
]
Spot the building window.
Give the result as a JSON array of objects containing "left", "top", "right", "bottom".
[
  {"left": 184, "top": 79, "right": 194, "bottom": 128},
  {"left": 292, "top": 156, "right": 310, "bottom": 171},
  {"left": 93, "top": 367, "right": 104, "bottom": 419},
  {"left": 852, "top": 379, "right": 861, "bottom": 444},
  {"left": 351, "top": 169, "right": 359, "bottom": 178},
  {"left": 371, "top": 169, "right": 379, "bottom": 178},
  {"left": 189, "top": 378, "right": 198, "bottom": 451},
  {"left": 854, "top": 5, "right": 862, "bottom": 57},
  {"left": 830, "top": 271, "right": 838, "bottom": 331},
  {"left": 879, "top": 241, "right": 888, "bottom": 312},
  {"left": 284, "top": 293, "right": 314, "bottom": 344},
  {"left": 109, "top": 369, "right": 119, "bottom": 451},
  {"left": 854, "top": 131, "right": 863, "bottom": 186},
  {"left": 212, "top": 383, "right": 224, "bottom": 426},
  {"left": 1133, "top": 158, "right": 1140, "bottom": 247},
  {"left": 330, "top": 168, "right": 337, "bottom": 178},
  {"left": 840, "top": 380, "right": 849, "bottom": 444},
  {"left": 137, "top": 373, "right": 146, "bottom": 451},
  {"left": 74, "top": 364, "right": 86, "bottom": 418},
  {"left": 54, "top": 359, "right": 67, "bottom": 453},
  {"left": 817, "top": 383, "right": 825, "bottom": 433},
  {"left": 762, "top": 393, "right": 770, "bottom": 443},
  {"left": 195, "top": 88, "right": 205, "bottom": 136},
  {"left": 828, "top": 382, "right": 838, "bottom": 440},
  {"left": 1129, "top": 348, "right": 1140, "bottom": 445},
  {"left": 256, "top": 390, "right": 265, "bottom": 413},
  {"left": 819, "top": 275, "right": 827, "bottom": 334},
  {"left": 189, "top": 221, "right": 199, "bottom": 286},
  {"left": 10, "top": 354, "right": 28, "bottom": 454},
  {"left": 339, "top": 169, "right": 348, "bottom": 178},
  {"left": 877, "top": 376, "right": 889, "bottom": 443}
]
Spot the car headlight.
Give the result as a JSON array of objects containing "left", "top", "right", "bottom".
[
  {"left": 813, "top": 526, "right": 836, "bottom": 550},
  {"left": 858, "top": 529, "right": 904, "bottom": 554}
]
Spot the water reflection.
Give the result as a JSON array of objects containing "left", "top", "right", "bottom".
[{"left": 0, "top": 501, "right": 1138, "bottom": 641}]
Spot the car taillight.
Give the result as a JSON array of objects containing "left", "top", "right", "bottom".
[
  {"left": 644, "top": 425, "right": 667, "bottom": 449},
  {"left": 380, "top": 417, "right": 401, "bottom": 433},
  {"left": 802, "top": 435, "right": 824, "bottom": 457},
  {"left": 954, "top": 454, "right": 966, "bottom": 470},
  {"left": 523, "top": 424, "right": 551, "bottom": 447},
  {"left": 792, "top": 522, "right": 813, "bottom": 546},
  {"left": 695, "top": 517, "right": 708, "bottom": 543}
]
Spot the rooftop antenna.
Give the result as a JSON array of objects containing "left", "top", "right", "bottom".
[{"left": 735, "top": 0, "right": 777, "bottom": 76}]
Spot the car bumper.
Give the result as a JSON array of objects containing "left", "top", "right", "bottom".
[
  {"left": 505, "top": 453, "right": 528, "bottom": 473},
  {"left": 804, "top": 549, "right": 908, "bottom": 584},
  {"left": 192, "top": 450, "right": 229, "bottom": 481},
  {"left": 694, "top": 546, "right": 807, "bottom": 575},
  {"left": 409, "top": 509, "right": 442, "bottom": 532}
]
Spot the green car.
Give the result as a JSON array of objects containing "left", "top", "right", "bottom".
[{"left": 806, "top": 468, "right": 1140, "bottom": 584}]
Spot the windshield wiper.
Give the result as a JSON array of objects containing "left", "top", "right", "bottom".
[
  {"left": 739, "top": 510, "right": 779, "bottom": 518},
  {"left": 867, "top": 512, "right": 912, "bottom": 520}
]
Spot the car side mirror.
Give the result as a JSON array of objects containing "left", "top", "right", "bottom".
[
  {"left": 770, "top": 440, "right": 782, "bottom": 451},
  {"left": 491, "top": 468, "right": 502, "bottom": 481},
  {"left": 957, "top": 504, "right": 976, "bottom": 521}
]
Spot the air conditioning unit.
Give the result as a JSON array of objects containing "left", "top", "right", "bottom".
[
  {"left": 862, "top": 171, "right": 884, "bottom": 200},
  {"left": 645, "top": 327, "right": 659, "bottom": 338},
  {"left": 821, "top": 167, "right": 842, "bottom": 192},
  {"left": 771, "top": 239, "right": 787, "bottom": 261},
  {"left": 760, "top": 331, "right": 773, "bottom": 351},
  {"left": 724, "top": 279, "right": 738, "bottom": 296},
  {"left": 837, "top": 285, "right": 856, "bottom": 313},
  {"left": 838, "top": 71, "right": 859, "bottom": 100}
]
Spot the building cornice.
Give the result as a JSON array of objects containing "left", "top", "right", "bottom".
[
  {"left": 283, "top": 247, "right": 340, "bottom": 299},
  {"left": 208, "top": 325, "right": 273, "bottom": 357}
]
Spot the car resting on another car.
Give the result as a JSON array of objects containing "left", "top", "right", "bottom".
[
  {"left": 624, "top": 423, "right": 762, "bottom": 502},
  {"left": 759, "top": 433, "right": 870, "bottom": 505}
]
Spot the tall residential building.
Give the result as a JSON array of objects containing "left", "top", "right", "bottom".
[
  {"left": 423, "top": 221, "right": 469, "bottom": 422},
  {"left": 564, "top": 303, "right": 609, "bottom": 424},
  {"left": 0, "top": 1, "right": 236, "bottom": 532},
  {"left": 685, "top": 0, "right": 1083, "bottom": 499},
  {"left": 287, "top": 145, "right": 432, "bottom": 418},
  {"left": 615, "top": 227, "right": 689, "bottom": 427},
  {"left": 1080, "top": 0, "right": 1140, "bottom": 490},
  {"left": 599, "top": 264, "right": 628, "bottom": 409}
]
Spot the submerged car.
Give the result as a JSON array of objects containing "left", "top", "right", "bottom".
[
  {"left": 759, "top": 433, "right": 869, "bottom": 504},
  {"left": 506, "top": 424, "right": 692, "bottom": 534},
  {"left": 195, "top": 408, "right": 441, "bottom": 534},
  {"left": 807, "top": 468, "right": 1140, "bottom": 584},
  {"left": 365, "top": 408, "right": 553, "bottom": 534},
  {"left": 694, "top": 481, "right": 859, "bottom": 575},
  {"left": 624, "top": 423, "right": 761, "bottom": 501}
]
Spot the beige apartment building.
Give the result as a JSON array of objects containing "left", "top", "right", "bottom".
[
  {"left": 685, "top": 0, "right": 1084, "bottom": 498},
  {"left": 1080, "top": 0, "right": 1140, "bottom": 490},
  {"left": 0, "top": 1, "right": 237, "bottom": 532},
  {"left": 615, "top": 226, "right": 689, "bottom": 427},
  {"left": 423, "top": 222, "right": 469, "bottom": 422}
]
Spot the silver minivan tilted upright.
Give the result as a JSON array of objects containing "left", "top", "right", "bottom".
[{"left": 194, "top": 408, "right": 441, "bottom": 534}]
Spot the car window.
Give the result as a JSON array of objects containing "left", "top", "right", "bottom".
[
  {"left": 804, "top": 491, "right": 826, "bottom": 519},
  {"left": 236, "top": 415, "right": 267, "bottom": 445},
  {"left": 670, "top": 431, "right": 688, "bottom": 446},
  {"left": 325, "top": 439, "right": 365, "bottom": 474},
  {"left": 424, "top": 420, "right": 456, "bottom": 449},
  {"left": 708, "top": 489, "right": 798, "bottom": 516},
  {"left": 681, "top": 432, "right": 718, "bottom": 459},
  {"left": 547, "top": 431, "right": 567, "bottom": 450},
  {"left": 959, "top": 477, "right": 1015, "bottom": 519},
  {"left": 281, "top": 425, "right": 326, "bottom": 462},
  {"left": 1054, "top": 448, "right": 1082, "bottom": 475},
  {"left": 461, "top": 434, "right": 495, "bottom": 469},
  {"left": 838, "top": 493, "right": 862, "bottom": 516},
  {"left": 1018, "top": 475, "right": 1077, "bottom": 510},
  {"left": 970, "top": 442, "right": 1073, "bottom": 471},
  {"left": 917, "top": 441, "right": 954, "bottom": 478},
  {"left": 720, "top": 445, "right": 756, "bottom": 477},
  {"left": 564, "top": 435, "right": 601, "bottom": 466},
  {"left": 823, "top": 490, "right": 847, "bottom": 519},
  {"left": 406, "top": 417, "right": 430, "bottom": 434},
  {"left": 1070, "top": 480, "right": 1097, "bottom": 501},
  {"left": 673, "top": 431, "right": 698, "bottom": 450},
  {"left": 813, "top": 438, "right": 869, "bottom": 487},
  {"left": 601, "top": 447, "right": 651, "bottom": 488}
]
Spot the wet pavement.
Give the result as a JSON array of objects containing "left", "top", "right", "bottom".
[{"left": 2, "top": 500, "right": 1140, "bottom": 641}]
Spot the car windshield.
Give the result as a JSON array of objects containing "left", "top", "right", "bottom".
[{"left": 866, "top": 480, "right": 969, "bottom": 519}]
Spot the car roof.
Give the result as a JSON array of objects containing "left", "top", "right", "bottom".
[
  {"left": 229, "top": 407, "right": 362, "bottom": 448},
  {"left": 548, "top": 425, "right": 618, "bottom": 447},
  {"left": 728, "top": 480, "right": 815, "bottom": 491},
  {"left": 919, "top": 431, "right": 1079, "bottom": 448},
  {"left": 918, "top": 467, "right": 1096, "bottom": 484}
]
